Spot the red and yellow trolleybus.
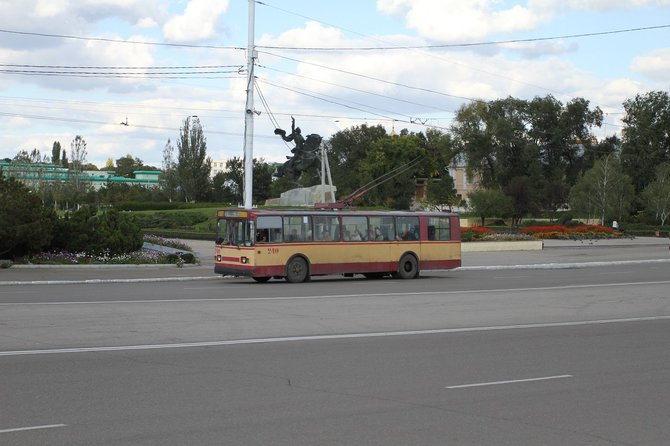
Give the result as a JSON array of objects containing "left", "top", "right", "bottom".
[{"left": 214, "top": 208, "right": 461, "bottom": 282}]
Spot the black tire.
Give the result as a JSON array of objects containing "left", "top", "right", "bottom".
[
  {"left": 252, "top": 276, "right": 271, "bottom": 283},
  {"left": 395, "top": 254, "right": 419, "bottom": 279},
  {"left": 285, "top": 257, "right": 309, "bottom": 283}
]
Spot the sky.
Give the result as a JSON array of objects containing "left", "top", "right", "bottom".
[{"left": 0, "top": 0, "right": 669, "bottom": 169}]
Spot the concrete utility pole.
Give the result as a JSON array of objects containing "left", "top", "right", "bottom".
[{"left": 242, "top": 0, "right": 256, "bottom": 209}]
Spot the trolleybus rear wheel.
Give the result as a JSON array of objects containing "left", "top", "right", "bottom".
[
  {"left": 286, "top": 257, "right": 309, "bottom": 283},
  {"left": 394, "top": 254, "right": 419, "bottom": 279}
]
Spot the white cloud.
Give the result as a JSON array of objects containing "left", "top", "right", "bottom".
[
  {"left": 378, "top": 0, "right": 670, "bottom": 43},
  {"left": 34, "top": 0, "right": 70, "bottom": 18},
  {"left": 136, "top": 17, "right": 159, "bottom": 28},
  {"left": 163, "top": 0, "right": 230, "bottom": 43},
  {"left": 530, "top": 0, "right": 670, "bottom": 13},
  {"left": 631, "top": 48, "right": 670, "bottom": 82},
  {"left": 377, "top": 0, "right": 546, "bottom": 41}
]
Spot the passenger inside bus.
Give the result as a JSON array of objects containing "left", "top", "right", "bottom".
[
  {"left": 288, "top": 229, "right": 299, "bottom": 241},
  {"left": 400, "top": 226, "right": 417, "bottom": 240},
  {"left": 373, "top": 227, "right": 384, "bottom": 240}
]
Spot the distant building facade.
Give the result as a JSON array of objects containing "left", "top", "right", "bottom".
[
  {"left": 414, "top": 164, "right": 478, "bottom": 208},
  {"left": 0, "top": 161, "right": 160, "bottom": 190}
]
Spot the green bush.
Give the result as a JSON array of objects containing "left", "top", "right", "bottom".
[
  {"left": 0, "top": 176, "right": 55, "bottom": 259},
  {"left": 51, "top": 207, "right": 143, "bottom": 256},
  {"left": 113, "top": 201, "right": 229, "bottom": 211},
  {"left": 133, "top": 211, "right": 209, "bottom": 229}
]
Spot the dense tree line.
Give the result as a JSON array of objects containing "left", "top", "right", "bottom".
[
  {"left": 3, "top": 91, "right": 670, "bottom": 231},
  {"left": 454, "top": 91, "right": 670, "bottom": 226}
]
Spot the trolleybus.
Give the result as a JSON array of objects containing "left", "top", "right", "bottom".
[{"left": 214, "top": 208, "right": 461, "bottom": 282}]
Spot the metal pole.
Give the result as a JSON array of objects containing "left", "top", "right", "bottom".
[
  {"left": 320, "top": 145, "right": 326, "bottom": 203},
  {"left": 324, "top": 149, "right": 335, "bottom": 202},
  {"left": 242, "top": 0, "right": 256, "bottom": 209}
]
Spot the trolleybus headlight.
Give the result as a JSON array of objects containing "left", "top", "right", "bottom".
[
  {"left": 217, "top": 255, "right": 222, "bottom": 262},
  {"left": 241, "top": 256, "right": 249, "bottom": 264}
]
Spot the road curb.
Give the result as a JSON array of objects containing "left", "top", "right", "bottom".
[{"left": 457, "top": 258, "right": 670, "bottom": 271}]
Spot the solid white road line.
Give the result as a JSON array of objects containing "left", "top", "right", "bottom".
[
  {"left": 0, "top": 315, "right": 669, "bottom": 357},
  {"left": 446, "top": 375, "right": 573, "bottom": 389},
  {"left": 0, "top": 424, "right": 66, "bottom": 434},
  {"left": 2, "top": 279, "right": 670, "bottom": 306}
]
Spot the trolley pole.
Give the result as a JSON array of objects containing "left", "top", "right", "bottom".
[{"left": 242, "top": 0, "right": 256, "bottom": 209}]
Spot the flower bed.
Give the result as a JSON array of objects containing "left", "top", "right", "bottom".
[
  {"left": 460, "top": 226, "right": 494, "bottom": 242},
  {"left": 461, "top": 224, "right": 622, "bottom": 241},
  {"left": 519, "top": 224, "right": 621, "bottom": 239},
  {"left": 25, "top": 249, "right": 184, "bottom": 265},
  {"left": 16, "top": 235, "right": 195, "bottom": 265}
]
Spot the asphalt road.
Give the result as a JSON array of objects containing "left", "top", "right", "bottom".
[{"left": 1, "top": 240, "right": 669, "bottom": 445}]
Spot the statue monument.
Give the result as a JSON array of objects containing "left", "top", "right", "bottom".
[
  {"left": 267, "top": 117, "right": 336, "bottom": 206},
  {"left": 274, "top": 117, "right": 322, "bottom": 180}
]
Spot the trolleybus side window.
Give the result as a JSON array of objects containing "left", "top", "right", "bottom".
[
  {"left": 369, "top": 216, "right": 395, "bottom": 241},
  {"left": 256, "top": 216, "right": 282, "bottom": 243},
  {"left": 428, "top": 217, "right": 451, "bottom": 241},
  {"left": 283, "top": 215, "right": 312, "bottom": 242},
  {"left": 314, "top": 215, "right": 340, "bottom": 242},
  {"left": 396, "top": 216, "right": 419, "bottom": 240},
  {"left": 341, "top": 216, "right": 368, "bottom": 241}
]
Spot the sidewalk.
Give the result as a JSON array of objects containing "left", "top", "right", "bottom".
[
  {"left": 0, "top": 239, "right": 216, "bottom": 285},
  {"left": 0, "top": 237, "right": 668, "bottom": 285}
]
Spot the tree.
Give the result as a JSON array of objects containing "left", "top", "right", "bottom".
[
  {"left": 0, "top": 176, "right": 55, "bottom": 259},
  {"left": 115, "top": 154, "right": 139, "bottom": 177},
  {"left": 642, "top": 162, "right": 670, "bottom": 226},
  {"left": 69, "top": 135, "right": 88, "bottom": 191},
  {"left": 213, "top": 157, "right": 243, "bottom": 203},
  {"left": 424, "top": 175, "right": 458, "bottom": 211},
  {"left": 51, "top": 141, "right": 62, "bottom": 164},
  {"left": 569, "top": 155, "right": 634, "bottom": 225},
  {"left": 176, "top": 116, "right": 211, "bottom": 202},
  {"left": 8, "top": 149, "right": 50, "bottom": 191},
  {"left": 327, "top": 124, "right": 389, "bottom": 199},
  {"left": 252, "top": 158, "right": 274, "bottom": 204},
  {"left": 621, "top": 91, "right": 670, "bottom": 194},
  {"left": 327, "top": 124, "right": 439, "bottom": 209},
  {"left": 453, "top": 95, "right": 603, "bottom": 214},
  {"left": 160, "top": 139, "right": 179, "bottom": 202},
  {"left": 453, "top": 97, "right": 534, "bottom": 189},
  {"left": 467, "top": 188, "right": 514, "bottom": 226},
  {"left": 504, "top": 176, "right": 541, "bottom": 225},
  {"left": 212, "top": 157, "right": 273, "bottom": 205}
]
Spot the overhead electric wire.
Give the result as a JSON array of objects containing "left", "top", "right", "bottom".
[
  {"left": 0, "top": 68, "right": 243, "bottom": 79},
  {"left": 257, "top": 64, "right": 455, "bottom": 114},
  {"left": 0, "top": 94, "right": 242, "bottom": 115},
  {"left": 0, "top": 28, "right": 244, "bottom": 50},
  {"left": 0, "top": 63, "right": 244, "bottom": 70},
  {"left": 256, "top": 0, "right": 656, "bottom": 102},
  {"left": 0, "top": 111, "right": 278, "bottom": 139},
  {"left": 255, "top": 81, "right": 282, "bottom": 130},
  {"left": 256, "top": 77, "right": 450, "bottom": 131},
  {"left": 257, "top": 76, "right": 420, "bottom": 121},
  {"left": 259, "top": 51, "right": 478, "bottom": 103},
  {"left": 256, "top": 25, "right": 670, "bottom": 51}
]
